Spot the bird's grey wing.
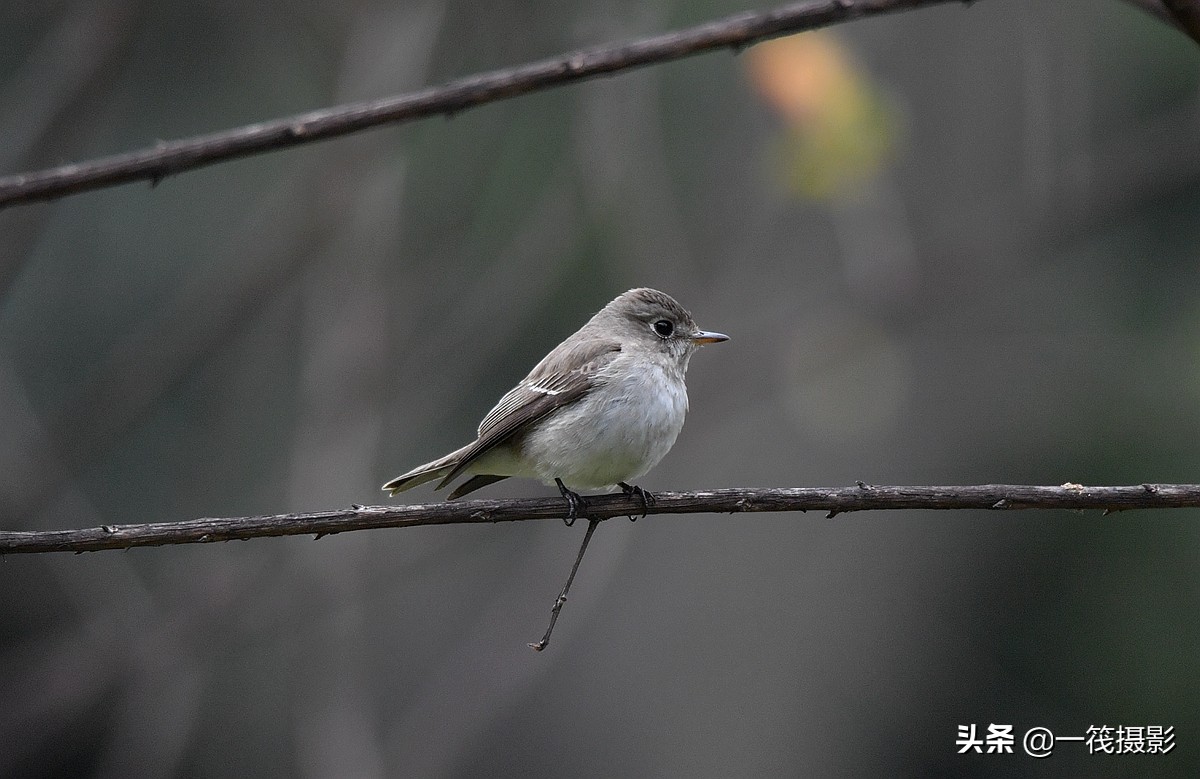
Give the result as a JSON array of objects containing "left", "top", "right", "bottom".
[{"left": 436, "top": 340, "right": 621, "bottom": 489}]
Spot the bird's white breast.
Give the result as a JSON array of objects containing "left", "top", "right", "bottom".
[{"left": 521, "top": 357, "right": 689, "bottom": 491}]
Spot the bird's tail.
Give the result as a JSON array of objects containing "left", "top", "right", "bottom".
[{"left": 381, "top": 444, "right": 471, "bottom": 496}]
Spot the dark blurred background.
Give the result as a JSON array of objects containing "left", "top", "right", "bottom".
[{"left": 2, "top": 0, "right": 1198, "bottom": 775}]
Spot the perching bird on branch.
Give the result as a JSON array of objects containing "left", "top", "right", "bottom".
[{"left": 382, "top": 288, "right": 727, "bottom": 519}]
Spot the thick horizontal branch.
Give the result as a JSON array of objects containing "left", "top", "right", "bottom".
[
  {"left": 0, "top": 0, "right": 967, "bottom": 208},
  {"left": 3, "top": 483, "right": 1198, "bottom": 555}
]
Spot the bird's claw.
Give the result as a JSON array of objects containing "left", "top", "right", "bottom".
[
  {"left": 556, "top": 478, "right": 587, "bottom": 526},
  {"left": 618, "top": 482, "right": 655, "bottom": 521}
]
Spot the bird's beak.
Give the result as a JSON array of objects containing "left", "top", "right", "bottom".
[{"left": 691, "top": 330, "right": 729, "bottom": 345}]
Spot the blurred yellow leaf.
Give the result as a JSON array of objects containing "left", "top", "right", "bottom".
[{"left": 746, "top": 32, "right": 898, "bottom": 199}]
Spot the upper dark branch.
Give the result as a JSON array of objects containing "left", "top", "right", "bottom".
[
  {"left": 0, "top": 0, "right": 966, "bottom": 208},
  {"left": 1123, "top": 0, "right": 1200, "bottom": 43},
  {"left": 1124, "top": 0, "right": 1182, "bottom": 26},
  {"left": 2, "top": 483, "right": 1199, "bottom": 555},
  {"left": 1160, "top": 0, "right": 1200, "bottom": 43}
]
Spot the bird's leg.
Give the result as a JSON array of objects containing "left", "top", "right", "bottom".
[
  {"left": 555, "top": 478, "right": 587, "bottom": 527},
  {"left": 618, "top": 482, "right": 655, "bottom": 521}
]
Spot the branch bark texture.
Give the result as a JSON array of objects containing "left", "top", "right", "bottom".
[
  {"left": 2, "top": 483, "right": 1197, "bottom": 555},
  {"left": 0, "top": 0, "right": 967, "bottom": 208}
]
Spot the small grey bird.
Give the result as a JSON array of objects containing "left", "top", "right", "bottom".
[{"left": 382, "top": 288, "right": 727, "bottom": 517}]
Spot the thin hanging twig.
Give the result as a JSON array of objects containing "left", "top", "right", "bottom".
[{"left": 529, "top": 517, "right": 602, "bottom": 652}]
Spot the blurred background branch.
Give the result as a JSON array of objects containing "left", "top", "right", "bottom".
[
  {"left": 1162, "top": 0, "right": 1200, "bottom": 43},
  {"left": 1124, "top": 0, "right": 1183, "bottom": 26},
  {"left": 4, "top": 484, "right": 1199, "bottom": 554},
  {"left": 1124, "top": 0, "right": 1200, "bottom": 43},
  {"left": 0, "top": 0, "right": 968, "bottom": 207}
]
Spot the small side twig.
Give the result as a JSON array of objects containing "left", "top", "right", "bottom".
[{"left": 529, "top": 517, "right": 602, "bottom": 652}]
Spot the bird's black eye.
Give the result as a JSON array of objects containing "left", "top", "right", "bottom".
[{"left": 652, "top": 319, "right": 674, "bottom": 338}]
